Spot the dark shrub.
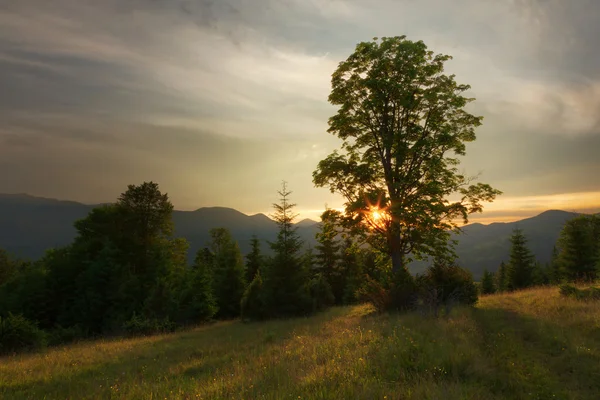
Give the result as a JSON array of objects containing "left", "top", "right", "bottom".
[
  {"left": 241, "top": 272, "right": 265, "bottom": 321},
  {"left": 416, "top": 262, "right": 478, "bottom": 316},
  {"left": 560, "top": 284, "right": 600, "bottom": 301},
  {"left": 307, "top": 273, "right": 335, "bottom": 312},
  {"left": 121, "top": 313, "right": 176, "bottom": 336},
  {"left": 0, "top": 313, "right": 47, "bottom": 355},
  {"left": 47, "top": 325, "right": 85, "bottom": 346}
]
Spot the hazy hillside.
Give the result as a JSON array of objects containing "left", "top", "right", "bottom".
[
  {"left": 0, "top": 194, "right": 583, "bottom": 276},
  {"left": 0, "top": 194, "right": 320, "bottom": 262},
  {"left": 2, "top": 286, "right": 599, "bottom": 399}
]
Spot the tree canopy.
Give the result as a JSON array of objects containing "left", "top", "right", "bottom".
[{"left": 313, "top": 36, "right": 501, "bottom": 274}]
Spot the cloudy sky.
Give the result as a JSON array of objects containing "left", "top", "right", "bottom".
[{"left": 1, "top": 0, "right": 599, "bottom": 223}]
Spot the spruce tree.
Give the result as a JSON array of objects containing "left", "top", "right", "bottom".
[
  {"left": 315, "top": 209, "right": 343, "bottom": 303},
  {"left": 340, "top": 238, "right": 363, "bottom": 304},
  {"left": 480, "top": 269, "right": 496, "bottom": 294},
  {"left": 496, "top": 261, "right": 507, "bottom": 292},
  {"left": 209, "top": 228, "right": 246, "bottom": 319},
  {"left": 507, "top": 228, "right": 536, "bottom": 290},
  {"left": 556, "top": 215, "right": 599, "bottom": 282},
  {"left": 261, "top": 182, "right": 311, "bottom": 317},
  {"left": 245, "top": 235, "right": 263, "bottom": 284}
]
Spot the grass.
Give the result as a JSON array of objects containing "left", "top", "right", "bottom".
[{"left": 1, "top": 286, "right": 599, "bottom": 399}]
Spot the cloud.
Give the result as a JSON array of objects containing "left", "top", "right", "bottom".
[{"left": 0, "top": 0, "right": 599, "bottom": 220}]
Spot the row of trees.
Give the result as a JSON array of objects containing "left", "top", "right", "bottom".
[
  {"left": 0, "top": 181, "right": 397, "bottom": 353},
  {"left": 480, "top": 215, "right": 600, "bottom": 294}
]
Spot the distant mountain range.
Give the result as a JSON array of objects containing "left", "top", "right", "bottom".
[{"left": 0, "top": 193, "right": 584, "bottom": 279}]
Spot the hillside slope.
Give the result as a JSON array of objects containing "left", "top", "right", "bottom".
[{"left": 1, "top": 286, "right": 598, "bottom": 399}]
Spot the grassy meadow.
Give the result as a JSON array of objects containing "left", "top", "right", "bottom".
[{"left": 1, "top": 286, "right": 599, "bottom": 400}]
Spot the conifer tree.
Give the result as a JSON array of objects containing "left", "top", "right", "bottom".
[
  {"left": 315, "top": 209, "right": 343, "bottom": 302},
  {"left": 480, "top": 269, "right": 496, "bottom": 294},
  {"left": 209, "top": 228, "right": 246, "bottom": 318},
  {"left": 507, "top": 228, "right": 536, "bottom": 290},
  {"left": 173, "top": 247, "right": 218, "bottom": 324},
  {"left": 496, "top": 261, "right": 508, "bottom": 292},
  {"left": 556, "top": 215, "right": 599, "bottom": 282},
  {"left": 245, "top": 235, "right": 263, "bottom": 284},
  {"left": 261, "top": 182, "right": 311, "bottom": 317},
  {"left": 340, "top": 238, "right": 363, "bottom": 304}
]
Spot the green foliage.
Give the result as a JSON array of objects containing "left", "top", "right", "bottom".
[
  {"left": 556, "top": 215, "right": 600, "bottom": 282},
  {"left": 559, "top": 284, "right": 600, "bottom": 301},
  {"left": 507, "top": 228, "right": 536, "bottom": 290},
  {"left": 245, "top": 235, "right": 263, "bottom": 284},
  {"left": 315, "top": 209, "right": 343, "bottom": 302},
  {"left": 340, "top": 239, "right": 363, "bottom": 304},
  {"left": 173, "top": 253, "right": 218, "bottom": 324},
  {"left": 416, "top": 262, "right": 478, "bottom": 314},
  {"left": 46, "top": 325, "right": 85, "bottom": 347},
  {"left": 0, "top": 313, "right": 47, "bottom": 355},
  {"left": 0, "top": 260, "right": 50, "bottom": 329},
  {"left": 480, "top": 269, "right": 496, "bottom": 294},
  {"left": 209, "top": 228, "right": 246, "bottom": 319},
  {"left": 313, "top": 35, "right": 501, "bottom": 277},
  {"left": 306, "top": 273, "right": 335, "bottom": 312},
  {"left": 121, "top": 313, "right": 177, "bottom": 337},
  {"left": 241, "top": 272, "right": 265, "bottom": 321},
  {"left": 261, "top": 182, "right": 312, "bottom": 317},
  {"left": 356, "top": 275, "right": 393, "bottom": 313},
  {"left": 495, "top": 261, "right": 508, "bottom": 292},
  {"left": 0, "top": 249, "right": 20, "bottom": 286}
]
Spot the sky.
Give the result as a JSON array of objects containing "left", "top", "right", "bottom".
[{"left": 1, "top": 0, "right": 599, "bottom": 223}]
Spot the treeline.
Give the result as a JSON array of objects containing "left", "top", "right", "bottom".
[
  {"left": 480, "top": 215, "right": 600, "bottom": 294},
  {"left": 0, "top": 181, "right": 483, "bottom": 355},
  {"left": 0, "top": 182, "right": 386, "bottom": 354}
]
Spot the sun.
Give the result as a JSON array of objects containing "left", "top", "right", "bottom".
[{"left": 372, "top": 210, "right": 383, "bottom": 221}]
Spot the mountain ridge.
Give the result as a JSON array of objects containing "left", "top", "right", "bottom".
[{"left": 0, "top": 194, "right": 587, "bottom": 278}]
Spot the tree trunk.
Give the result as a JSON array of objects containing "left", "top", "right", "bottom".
[{"left": 388, "top": 233, "right": 405, "bottom": 275}]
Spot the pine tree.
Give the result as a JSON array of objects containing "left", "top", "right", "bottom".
[
  {"left": 546, "top": 245, "right": 562, "bottom": 284},
  {"left": 340, "top": 238, "right": 363, "bottom": 304},
  {"left": 507, "top": 228, "right": 536, "bottom": 290},
  {"left": 245, "top": 235, "right": 263, "bottom": 284},
  {"left": 174, "top": 250, "right": 218, "bottom": 324},
  {"left": 209, "top": 228, "right": 246, "bottom": 319},
  {"left": 315, "top": 209, "right": 343, "bottom": 303},
  {"left": 556, "top": 215, "right": 599, "bottom": 282},
  {"left": 261, "top": 182, "right": 311, "bottom": 317},
  {"left": 496, "top": 261, "right": 507, "bottom": 292},
  {"left": 480, "top": 269, "right": 496, "bottom": 294}
]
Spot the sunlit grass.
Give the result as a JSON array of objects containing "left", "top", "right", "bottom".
[{"left": 1, "top": 287, "right": 599, "bottom": 399}]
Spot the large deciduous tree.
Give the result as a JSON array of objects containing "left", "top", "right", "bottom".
[{"left": 313, "top": 36, "right": 501, "bottom": 277}]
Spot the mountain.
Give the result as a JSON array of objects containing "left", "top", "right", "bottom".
[
  {"left": 407, "top": 210, "right": 580, "bottom": 279},
  {"left": 0, "top": 194, "right": 583, "bottom": 277},
  {"left": 0, "top": 194, "right": 320, "bottom": 262}
]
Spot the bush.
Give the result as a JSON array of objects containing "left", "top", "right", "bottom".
[
  {"left": 241, "top": 273, "right": 265, "bottom": 321},
  {"left": 306, "top": 273, "right": 335, "bottom": 312},
  {"left": 47, "top": 325, "right": 85, "bottom": 346},
  {"left": 415, "top": 262, "right": 478, "bottom": 316},
  {"left": 121, "top": 314, "right": 177, "bottom": 337},
  {"left": 559, "top": 284, "right": 600, "bottom": 301},
  {"left": 356, "top": 275, "right": 392, "bottom": 312},
  {"left": 0, "top": 313, "right": 47, "bottom": 355}
]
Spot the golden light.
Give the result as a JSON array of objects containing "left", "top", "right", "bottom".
[{"left": 372, "top": 210, "right": 383, "bottom": 221}]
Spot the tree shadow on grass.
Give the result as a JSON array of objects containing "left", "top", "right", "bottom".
[
  {"left": 0, "top": 307, "right": 353, "bottom": 399},
  {"left": 470, "top": 307, "right": 600, "bottom": 400}
]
